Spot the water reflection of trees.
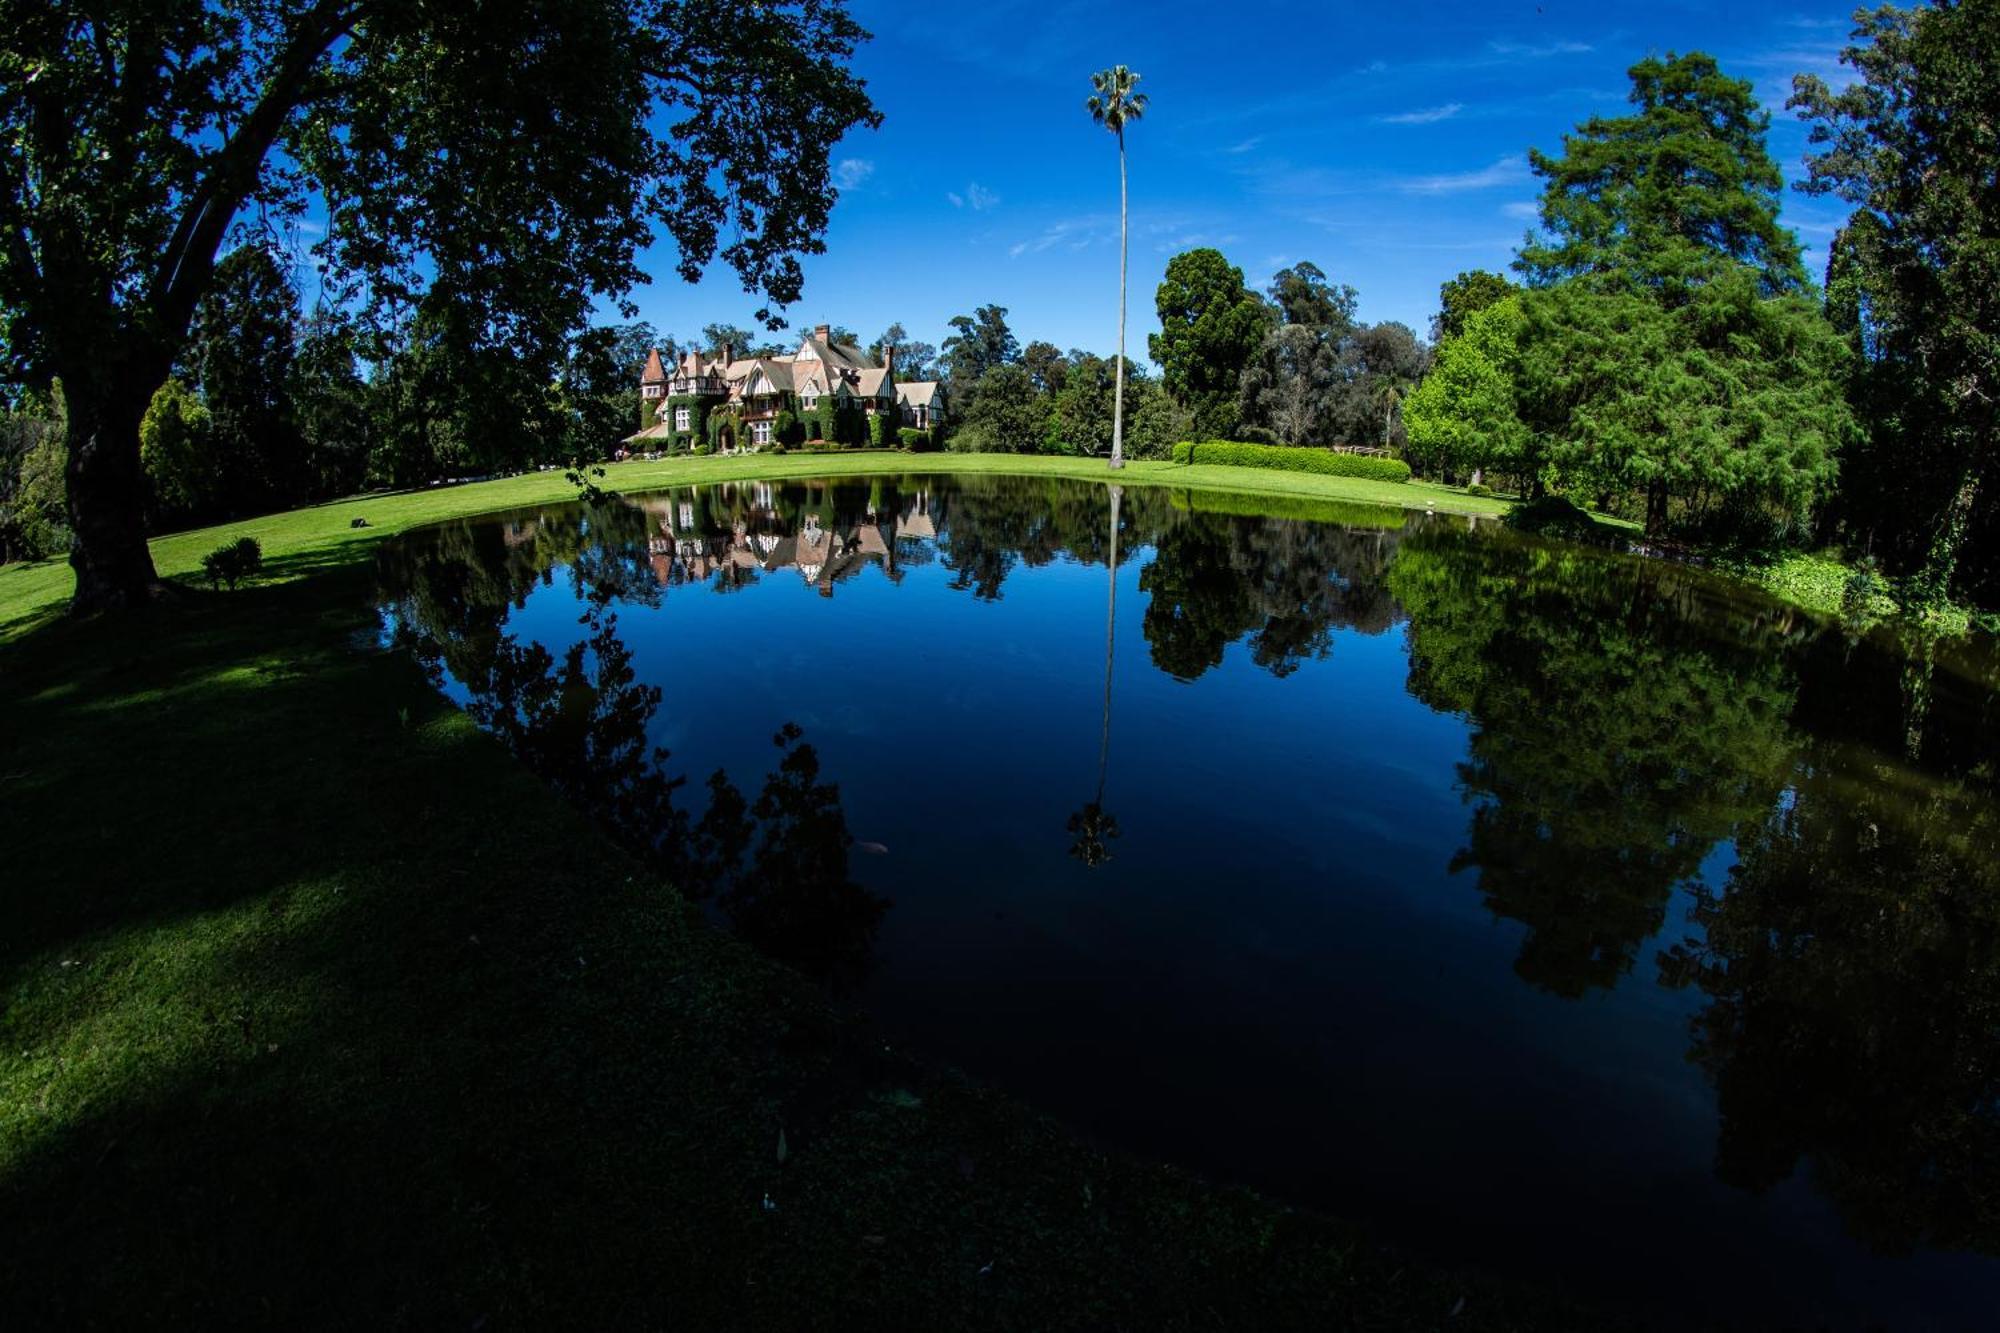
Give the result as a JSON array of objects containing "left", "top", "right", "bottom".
[
  {"left": 377, "top": 536, "right": 886, "bottom": 990},
  {"left": 1141, "top": 506, "right": 1406, "bottom": 681},
  {"left": 1388, "top": 526, "right": 1806, "bottom": 998},
  {"left": 1391, "top": 521, "right": 2000, "bottom": 1256}
]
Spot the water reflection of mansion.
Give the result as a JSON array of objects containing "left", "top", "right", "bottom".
[{"left": 636, "top": 482, "right": 943, "bottom": 596}]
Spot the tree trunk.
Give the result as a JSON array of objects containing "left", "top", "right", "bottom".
[
  {"left": 64, "top": 377, "right": 163, "bottom": 613},
  {"left": 1110, "top": 132, "right": 1127, "bottom": 471},
  {"left": 1913, "top": 466, "right": 1980, "bottom": 607},
  {"left": 1097, "top": 484, "right": 1121, "bottom": 802},
  {"left": 1644, "top": 480, "right": 1669, "bottom": 540}
]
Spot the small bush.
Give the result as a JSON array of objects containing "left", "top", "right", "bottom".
[
  {"left": 1464, "top": 482, "right": 1493, "bottom": 498},
  {"left": 691, "top": 443, "right": 713, "bottom": 456},
  {"left": 1231, "top": 425, "right": 1280, "bottom": 446},
  {"left": 867, "top": 413, "right": 893, "bottom": 449},
  {"left": 898, "top": 428, "right": 935, "bottom": 452},
  {"left": 1172, "top": 440, "right": 1412, "bottom": 483},
  {"left": 200, "top": 536, "right": 262, "bottom": 590},
  {"left": 1506, "top": 495, "right": 1615, "bottom": 544}
]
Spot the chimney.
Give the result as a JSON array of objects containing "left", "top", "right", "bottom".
[
  {"left": 883, "top": 343, "right": 896, "bottom": 376},
  {"left": 814, "top": 323, "right": 831, "bottom": 344},
  {"left": 722, "top": 342, "right": 733, "bottom": 368}
]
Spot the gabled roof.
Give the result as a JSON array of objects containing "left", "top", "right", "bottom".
[
  {"left": 856, "top": 367, "right": 894, "bottom": 397},
  {"left": 897, "top": 380, "right": 944, "bottom": 407}
]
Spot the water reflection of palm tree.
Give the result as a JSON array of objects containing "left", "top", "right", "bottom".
[{"left": 1069, "top": 484, "right": 1123, "bottom": 866}]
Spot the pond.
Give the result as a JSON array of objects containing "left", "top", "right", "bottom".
[{"left": 376, "top": 473, "right": 2000, "bottom": 1329}]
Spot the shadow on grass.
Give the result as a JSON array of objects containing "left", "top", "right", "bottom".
[{"left": 0, "top": 564, "right": 1615, "bottom": 1329}]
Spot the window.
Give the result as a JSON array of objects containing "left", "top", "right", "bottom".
[
  {"left": 674, "top": 406, "right": 691, "bottom": 431},
  {"left": 802, "top": 394, "right": 817, "bottom": 410},
  {"left": 752, "top": 420, "right": 772, "bottom": 446},
  {"left": 643, "top": 384, "right": 662, "bottom": 398}
]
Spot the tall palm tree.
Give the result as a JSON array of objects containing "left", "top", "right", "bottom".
[{"left": 1087, "top": 66, "right": 1147, "bottom": 471}]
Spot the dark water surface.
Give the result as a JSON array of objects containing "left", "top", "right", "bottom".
[{"left": 378, "top": 474, "right": 2000, "bottom": 1328}]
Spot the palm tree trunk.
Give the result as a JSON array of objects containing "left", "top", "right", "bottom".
[
  {"left": 1097, "top": 484, "right": 1121, "bottom": 801},
  {"left": 1111, "top": 131, "right": 1127, "bottom": 471}
]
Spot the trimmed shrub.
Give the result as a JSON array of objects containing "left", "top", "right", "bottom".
[
  {"left": 1464, "top": 482, "right": 1494, "bottom": 497},
  {"left": 691, "top": 443, "right": 713, "bottom": 456},
  {"left": 201, "top": 536, "right": 262, "bottom": 590},
  {"left": 1172, "top": 440, "right": 1412, "bottom": 483},
  {"left": 867, "top": 412, "right": 893, "bottom": 449},
  {"left": 898, "top": 428, "right": 935, "bottom": 452},
  {"left": 775, "top": 410, "right": 804, "bottom": 447}
]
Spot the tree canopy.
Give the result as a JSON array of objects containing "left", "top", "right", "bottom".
[
  {"left": 0, "top": 0, "right": 879, "bottom": 610},
  {"left": 1791, "top": 1, "right": 2000, "bottom": 606},
  {"left": 1518, "top": 51, "right": 1807, "bottom": 299},
  {"left": 1149, "top": 248, "right": 1267, "bottom": 439}
]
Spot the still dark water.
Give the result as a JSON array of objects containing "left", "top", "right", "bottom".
[{"left": 377, "top": 475, "right": 2000, "bottom": 1328}]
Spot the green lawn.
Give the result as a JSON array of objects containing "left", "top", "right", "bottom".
[
  {"left": 0, "top": 453, "right": 1621, "bottom": 1327},
  {"left": 0, "top": 452, "right": 1504, "bottom": 639}
]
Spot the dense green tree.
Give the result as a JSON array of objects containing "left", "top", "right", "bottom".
[
  {"left": 1021, "top": 340, "right": 1072, "bottom": 397},
  {"left": 289, "top": 307, "right": 372, "bottom": 501},
  {"left": 1047, "top": 354, "right": 1157, "bottom": 457},
  {"left": 0, "top": 387, "right": 68, "bottom": 562},
  {"left": 138, "top": 377, "right": 217, "bottom": 528},
  {"left": 1516, "top": 275, "right": 1851, "bottom": 536},
  {"left": 1792, "top": 2, "right": 2000, "bottom": 607},
  {"left": 1267, "top": 261, "right": 1358, "bottom": 333},
  {"left": 1331, "top": 321, "right": 1428, "bottom": 449},
  {"left": 949, "top": 363, "right": 1041, "bottom": 453},
  {"left": 1433, "top": 269, "right": 1515, "bottom": 343},
  {"left": 1086, "top": 65, "right": 1148, "bottom": 469},
  {"left": 1150, "top": 248, "right": 1269, "bottom": 439},
  {"left": 186, "top": 245, "right": 304, "bottom": 516},
  {"left": 940, "top": 305, "right": 1021, "bottom": 398},
  {"left": 1239, "top": 323, "right": 1342, "bottom": 445},
  {"left": 1404, "top": 297, "right": 1531, "bottom": 486},
  {"left": 1518, "top": 52, "right": 1808, "bottom": 299},
  {"left": 0, "top": 0, "right": 878, "bottom": 612},
  {"left": 866, "top": 322, "right": 939, "bottom": 380}
]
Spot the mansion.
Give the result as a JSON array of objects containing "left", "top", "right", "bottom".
[{"left": 626, "top": 324, "right": 948, "bottom": 452}]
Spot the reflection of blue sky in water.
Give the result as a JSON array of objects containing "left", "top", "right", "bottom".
[{"left": 381, "top": 475, "right": 2000, "bottom": 1330}]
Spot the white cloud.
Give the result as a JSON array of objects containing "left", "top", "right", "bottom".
[
  {"left": 949, "top": 182, "right": 1001, "bottom": 211},
  {"left": 1225, "top": 136, "right": 1264, "bottom": 154},
  {"left": 1489, "top": 39, "right": 1593, "bottom": 59},
  {"left": 1008, "top": 214, "right": 1117, "bottom": 258},
  {"left": 1376, "top": 102, "right": 1464, "bottom": 126},
  {"left": 1399, "top": 155, "right": 1531, "bottom": 195},
  {"left": 834, "top": 158, "right": 874, "bottom": 190},
  {"left": 1501, "top": 200, "right": 1539, "bottom": 220}
]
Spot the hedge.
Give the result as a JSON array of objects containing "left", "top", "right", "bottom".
[
  {"left": 898, "top": 427, "right": 936, "bottom": 452},
  {"left": 1169, "top": 440, "right": 1412, "bottom": 483}
]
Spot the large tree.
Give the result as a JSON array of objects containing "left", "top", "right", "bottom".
[
  {"left": 0, "top": 1, "right": 877, "bottom": 611},
  {"left": 185, "top": 244, "right": 303, "bottom": 517},
  {"left": 1518, "top": 51, "right": 1807, "bottom": 299},
  {"left": 1433, "top": 269, "right": 1515, "bottom": 343},
  {"left": 1150, "top": 247, "right": 1267, "bottom": 439},
  {"left": 1792, "top": 2, "right": 2000, "bottom": 606},
  {"left": 940, "top": 305, "right": 1021, "bottom": 396}
]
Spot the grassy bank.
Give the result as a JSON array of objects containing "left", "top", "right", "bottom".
[
  {"left": 0, "top": 452, "right": 1502, "bottom": 639},
  {"left": 0, "top": 454, "right": 1614, "bottom": 1326}
]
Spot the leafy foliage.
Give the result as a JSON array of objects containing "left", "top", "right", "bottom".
[
  {"left": 1433, "top": 269, "right": 1516, "bottom": 343},
  {"left": 1149, "top": 249, "right": 1268, "bottom": 439},
  {"left": 1791, "top": 2, "right": 2000, "bottom": 608},
  {"left": 1518, "top": 51, "right": 1807, "bottom": 298}
]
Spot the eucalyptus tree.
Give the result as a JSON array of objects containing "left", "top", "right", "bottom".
[
  {"left": 1086, "top": 65, "right": 1147, "bottom": 470},
  {"left": 0, "top": 1, "right": 878, "bottom": 612}
]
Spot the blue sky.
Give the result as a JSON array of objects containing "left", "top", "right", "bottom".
[{"left": 620, "top": 1, "right": 1863, "bottom": 361}]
